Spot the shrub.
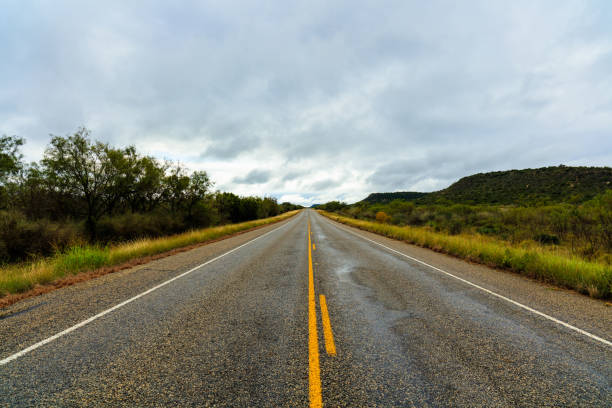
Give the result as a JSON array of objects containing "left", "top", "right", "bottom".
[
  {"left": 535, "top": 233, "right": 560, "bottom": 245},
  {"left": 318, "top": 210, "right": 612, "bottom": 299},
  {"left": 0, "top": 211, "right": 81, "bottom": 262},
  {"left": 375, "top": 211, "right": 391, "bottom": 224},
  {"left": 0, "top": 210, "right": 299, "bottom": 297},
  {"left": 449, "top": 220, "right": 463, "bottom": 235},
  {"left": 477, "top": 224, "right": 502, "bottom": 236},
  {"left": 96, "top": 212, "right": 186, "bottom": 243}
]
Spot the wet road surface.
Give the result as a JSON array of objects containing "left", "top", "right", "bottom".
[{"left": 1, "top": 210, "right": 610, "bottom": 406}]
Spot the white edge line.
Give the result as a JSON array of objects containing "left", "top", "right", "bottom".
[
  {"left": 323, "top": 216, "right": 612, "bottom": 348},
  {"left": 0, "top": 216, "right": 297, "bottom": 366}
]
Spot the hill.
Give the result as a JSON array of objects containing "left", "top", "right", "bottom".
[
  {"left": 361, "top": 166, "right": 612, "bottom": 206},
  {"left": 423, "top": 165, "right": 612, "bottom": 205},
  {"left": 361, "top": 191, "right": 428, "bottom": 204}
]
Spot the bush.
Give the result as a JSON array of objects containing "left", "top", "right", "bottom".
[
  {"left": 319, "top": 210, "right": 612, "bottom": 299},
  {"left": 535, "top": 233, "right": 560, "bottom": 245},
  {"left": 477, "top": 224, "right": 504, "bottom": 236},
  {"left": 0, "top": 211, "right": 81, "bottom": 262},
  {"left": 189, "top": 200, "right": 216, "bottom": 228},
  {"left": 96, "top": 212, "right": 186, "bottom": 243},
  {"left": 0, "top": 211, "right": 299, "bottom": 296},
  {"left": 375, "top": 211, "right": 391, "bottom": 224},
  {"left": 449, "top": 220, "right": 463, "bottom": 235}
]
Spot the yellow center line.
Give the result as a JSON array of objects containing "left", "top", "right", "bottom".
[
  {"left": 308, "top": 221, "right": 322, "bottom": 408},
  {"left": 319, "top": 294, "right": 336, "bottom": 356}
]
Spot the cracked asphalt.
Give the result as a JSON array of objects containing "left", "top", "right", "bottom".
[{"left": 1, "top": 210, "right": 610, "bottom": 406}]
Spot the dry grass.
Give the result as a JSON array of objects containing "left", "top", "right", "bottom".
[
  {"left": 319, "top": 210, "right": 612, "bottom": 299},
  {"left": 0, "top": 211, "right": 299, "bottom": 299}
]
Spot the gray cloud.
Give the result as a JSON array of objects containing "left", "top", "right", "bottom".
[
  {"left": 310, "top": 179, "right": 340, "bottom": 191},
  {"left": 1, "top": 1, "right": 611, "bottom": 205},
  {"left": 282, "top": 170, "right": 305, "bottom": 182},
  {"left": 233, "top": 169, "right": 271, "bottom": 185},
  {"left": 203, "top": 133, "right": 260, "bottom": 159}
]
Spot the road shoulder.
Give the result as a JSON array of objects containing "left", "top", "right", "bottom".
[{"left": 319, "top": 213, "right": 612, "bottom": 342}]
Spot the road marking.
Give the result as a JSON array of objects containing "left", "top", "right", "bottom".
[
  {"left": 319, "top": 295, "right": 336, "bottom": 356},
  {"left": 328, "top": 219, "right": 612, "bottom": 348},
  {"left": 308, "top": 221, "right": 322, "bottom": 408},
  {"left": 0, "top": 218, "right": 296, "bottom": 366}
]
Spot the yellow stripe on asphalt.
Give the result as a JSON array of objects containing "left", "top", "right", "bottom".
[
  {"left": 308, "top": 221, "right": 322, "bottom": 408},
  {"left": 319, "top": 294, "right": 336, "bottom": 356}
]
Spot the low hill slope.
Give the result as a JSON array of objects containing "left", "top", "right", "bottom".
[
  {"left": 362, "top": 166, "right": 612, "bottom": 205},
  {"left": 426, "top": 166, "right": 611, "bottom": 205},
  {"left": 361, "top": 191, "right": 428, "bottom": 204}
]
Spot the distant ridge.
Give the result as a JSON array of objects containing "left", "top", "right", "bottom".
[
  {"left": 361, "top": 191, "right": 428, "bottom": 203},
  {"left": 363, "top": 165, "right": 612, "bottom": 205}
]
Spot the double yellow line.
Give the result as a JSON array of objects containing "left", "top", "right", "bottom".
[{"left": 308, "top": 221, "right": 336, "bottom": 408}]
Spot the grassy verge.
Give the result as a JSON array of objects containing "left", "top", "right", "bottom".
[
  {"left": 318, "top": 210, "right": 612, "bottom": 299},
  {"left": 0, "top": 210, "right": 299, "bottom": 298}
]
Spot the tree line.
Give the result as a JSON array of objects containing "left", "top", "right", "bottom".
[{"left": 0, "top": 128, "right": 300, "bottom": 262}]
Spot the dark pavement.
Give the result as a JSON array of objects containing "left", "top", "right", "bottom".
[{"left": 1, "top": 210, "right": 610, "bottom": 407}]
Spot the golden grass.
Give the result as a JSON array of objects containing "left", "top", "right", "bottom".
[
  {"left": 318, "top": 210, "right": 612, "bottom": 299},
  {"left": 0, "top": 211, "right": 299, "bottom": 297}
]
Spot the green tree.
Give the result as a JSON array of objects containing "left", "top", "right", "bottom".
[
  {"left": 133, "top": 156, "right": 166, "bottom": 212},
  {"left": 42, "top": 128, "right": 124, "bottom": 240},
  {"left": 162, "top": 163, "right": 191, "bottom": 214},
  {"left": 0, "top": 135, "right": 24, "bottom": 184},
  {"left": 185, "top": 171, "right": 213, "bottom": 222},
  {"left": 12, "top": 163, "right": 55, "bottom": 218},
  {"left": 0, "top": 135, "right": 25, "bottom": 208},
  {"left": 214, "top": 192, "right": 241, "bottom": 223},
  {"left": 262, "top": 197, "right": 280, "bottom": 217},
  {"left": 239, "top": 196, "right": 261, "bottom": 221},
  {"left": 103, "top": 146, "right": 167, "bottom": 214}
]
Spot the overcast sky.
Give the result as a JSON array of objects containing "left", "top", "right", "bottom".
[{"left": 1, "top": 1, "right": 611, "bottom": 205}]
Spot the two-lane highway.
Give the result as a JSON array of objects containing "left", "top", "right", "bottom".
[{"left": 1, "top": 210, "right": 611, "bottom": 406}]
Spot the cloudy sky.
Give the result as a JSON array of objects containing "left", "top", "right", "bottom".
[{"left": 1, "top": 1, "right": 611, "bottom": 205}]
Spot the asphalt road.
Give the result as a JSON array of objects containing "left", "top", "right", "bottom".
[{"left": 1, "top": 210, "right": 610, "bottom": 407}]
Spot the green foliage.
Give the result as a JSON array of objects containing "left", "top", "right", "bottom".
[
  {"left": 535, "top": 233, "right": 560, "bottom": 245},
  {"left": 316, "top": 201, "right": 348, "bottom": 211},
  {"left": 320, "top": 211, "right": 612, "bottom": 299},
  {"left": 358, "top": 166, "right": 612, "bottom": 207},
  {"left": 0, "top": 211, "right": 81, "bottom": 262},
  {"left": 42, "top": 128, "right": 128, "bottom": 239},
  {"left": 0, "top": 134, "right": 24, "bottom": 181},
  {"left": 361, "top": 191, "right": 428, "bottom": 203},
  {"left": 422, "top": 165, "right": 612, "bottom": 205},
  {"left": 279, "top": 201, "right": 302, "bottom": 213},
  {"left": 54, "top": 246, "right": 109, "bottom": 276},
  {"left": 321, "top": 189, "right": 612, "bottom": 265},
  {"left": 0, "top": 211, "right": 299, "bottom": 297},
  {"left": 0, "top": 135, "right": 25, "bottom": 209},
  {"left": 0, "top": 128, "right": 301, "bottom": 264},
  {"left": 96, "top": 212, "right": 186, "bottom": 243},
  {"left": 375, "top": 211, "right": 391, "bottom": 223}
]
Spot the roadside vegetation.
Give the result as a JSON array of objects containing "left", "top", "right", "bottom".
[
  {"left": 0, "top": 129, "right": 301, "bottom": 265},
  {"left": 319, "top": 193, "right": 612, "bottom": 265},
  {"left": 361, "top": 166, "right": 612, "bottom": 206},
  {"left": 0, "top": 129, "right": 301, "bottom": 298},
  {"left": 317, "top": 166, "right": 612, "bottom": 299},
  {"left": 0, "top": 211, "right": 298, "bottom": 298},
  {"left": 319, "top": 210, "right": 611, "bottom": 299}
]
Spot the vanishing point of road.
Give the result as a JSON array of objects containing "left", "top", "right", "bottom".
[{"left": 1, "top": 210, "right": 610, "bottom": 406}]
